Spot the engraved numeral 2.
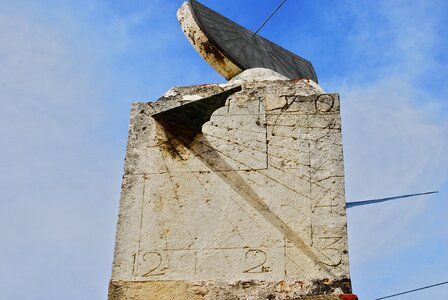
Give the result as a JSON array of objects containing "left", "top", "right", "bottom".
[
  {"left": 243, "top": 249, "right": 271, "bottom": 273},
  {"left": 132, "top": 251, "right": 167, "bottom": 277},
  {"left": 142, "top": 251, "right": 166, "bottom": 276}
]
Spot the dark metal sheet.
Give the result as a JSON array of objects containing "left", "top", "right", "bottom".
[{"left": 189, "top": 0, "right": 318, "bottom": 82}]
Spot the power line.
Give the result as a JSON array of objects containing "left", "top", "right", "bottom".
[
  {"left": 374, "top": 280, "right": 448, "bottom": 299},
  {"left": 254, "top": 0, "right": 287, "bottom": 35}
]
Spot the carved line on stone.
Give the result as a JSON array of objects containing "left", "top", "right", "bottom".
[
  {"left": 206, "top": 123, "right": 267, "bottom": 135},
  {"left": 228, "top": 193, "right": 279, "bottom": 246},
  {"left": 139, "top": 93, "right": 347, "bottom": 278},
  {"left": 243, "top": 175, "right": 310, "bottom": 220},
  {"left": 206, "top": 131, "right": 314, "bottom": 169},
  {"left": 137, "top": 246, "right": 306, "bottom": 251},
  {"left": 285, "top": 251, "right": 306, "bottom": 274},
  {"left": 156, "top": 138, "right": 237, "bottom": 270},
  {"left": 155, "top": 113, "right": 268, "bottom": 171},
  {"left": 157, "top": 133, "right": 271, "bottom": 249},
  {"left": 162, "top": 129, "right": 267, "bottom": 171},
  {"left": 189, "top": 171, "right": 251, "bottom": 245},
  {"left": 163, "top": 131, "right": 339, "bottom": 277},
  {"left": 203, "top": 132, "right": 267, "bottom": 166},
  {"left": 135, "top": 176, "right": 147, "bottom": 279},
  {"left": 152, "top": 86, "right": 242, "bottom": 133},
  {"left": 131, "top": 127, "right": 343, "bottom": 218},
  {"left": 155, "top": 138, "right": 197, "bottom": 257},
  {"left": 193, "top": 139, "right": 312, "bottom": 201},
  {"left": 204, "top": 129, "right": 267, "bottom": 146}
]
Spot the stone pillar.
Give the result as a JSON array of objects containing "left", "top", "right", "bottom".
[{"left": 109, "top": 72, "right": 356, "bottom": 300}]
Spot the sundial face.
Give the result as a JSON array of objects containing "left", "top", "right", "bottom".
[
  {"left": 111, "top": 80, "right": 350, "bottom": 292},
  {"left": 177, "top": 0, "right": 318, "bottom": 82}
]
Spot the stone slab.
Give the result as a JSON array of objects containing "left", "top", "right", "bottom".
[
  {"left": 109, "top": 280, "right": 353, "bottom": 300},
  {"left": 110, "top": 77, "right": 352, "bottom": 299}
]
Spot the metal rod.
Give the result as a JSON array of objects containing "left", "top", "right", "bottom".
[
  {"left": 346, "top": 191, "right": 438, "bottom": 208},
  {"left": 253, "top": 0, "right": 287, "bottom": 36},
  {"left": 375, "top": 280, "right": 448, "bottom": 299}
]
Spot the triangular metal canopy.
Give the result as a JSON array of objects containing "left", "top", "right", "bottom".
[{"left": 186, "top": 0, "right": 318, "bottom": 82}]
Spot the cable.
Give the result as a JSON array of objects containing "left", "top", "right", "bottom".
[
  {"left": 374, "top": 280, "right": 448, "bottom": 299},
  {"left": 253, "top": 0, "right": 287, "bottom": 35}
]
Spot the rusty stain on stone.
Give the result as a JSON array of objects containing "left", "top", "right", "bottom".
[{"left": 177, "top": 1, "right": 242, "bottom": 79}]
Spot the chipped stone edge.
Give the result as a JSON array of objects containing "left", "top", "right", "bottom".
[
  {"left": 109, "top": 278, "right": 353, "bottom": 300},
  {"left": 177, "top": 1, "right": 242, "bottom": 80}
]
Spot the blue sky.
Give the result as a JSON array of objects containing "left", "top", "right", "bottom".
[{"left": 0, "top": 0, "right": 447, "bottom": 299}]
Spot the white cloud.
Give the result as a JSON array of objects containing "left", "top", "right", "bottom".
[
  {"left": 342, "top": 76, "right": 448, "bottom": 261},
  {"left": 0, "top": 0, "right": 201, "bottom": 298},
  {"left": 331, "top": 1, "right": 448, "bottom": 296},
  {"left": 0, "top": 3, "right": 126, "bottom": 299}
]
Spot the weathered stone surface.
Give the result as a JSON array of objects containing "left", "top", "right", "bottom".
[
  {"left": 110, "top": 76, "right": 351, "bottom": 299},
  {"left": 177, "top": 1, "right": 242, "bottom": 80},
  {"left": 228, "top": 68, "right": 289, "bottom": 84},
  {"left": 109, "top": 280, "right": 352, "bottom": 300}
]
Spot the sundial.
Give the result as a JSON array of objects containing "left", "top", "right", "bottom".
[
  {"left": 109, "top": 1, "right": 356, "bottom": 299},
  {"left": 178, "top": 0, "right": 318, "bottom": 82}
]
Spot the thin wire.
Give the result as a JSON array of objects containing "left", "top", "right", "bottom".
[
  {"left": 374, "top": 280, "right": 448, "bottom": 299},
  {"left": 253, "top": 0, "right": 287, "bottom": 35}
]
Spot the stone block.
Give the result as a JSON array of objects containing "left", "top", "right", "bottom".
[{"left": 110, "top": 77, "right": 353, "bottom": 299}]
